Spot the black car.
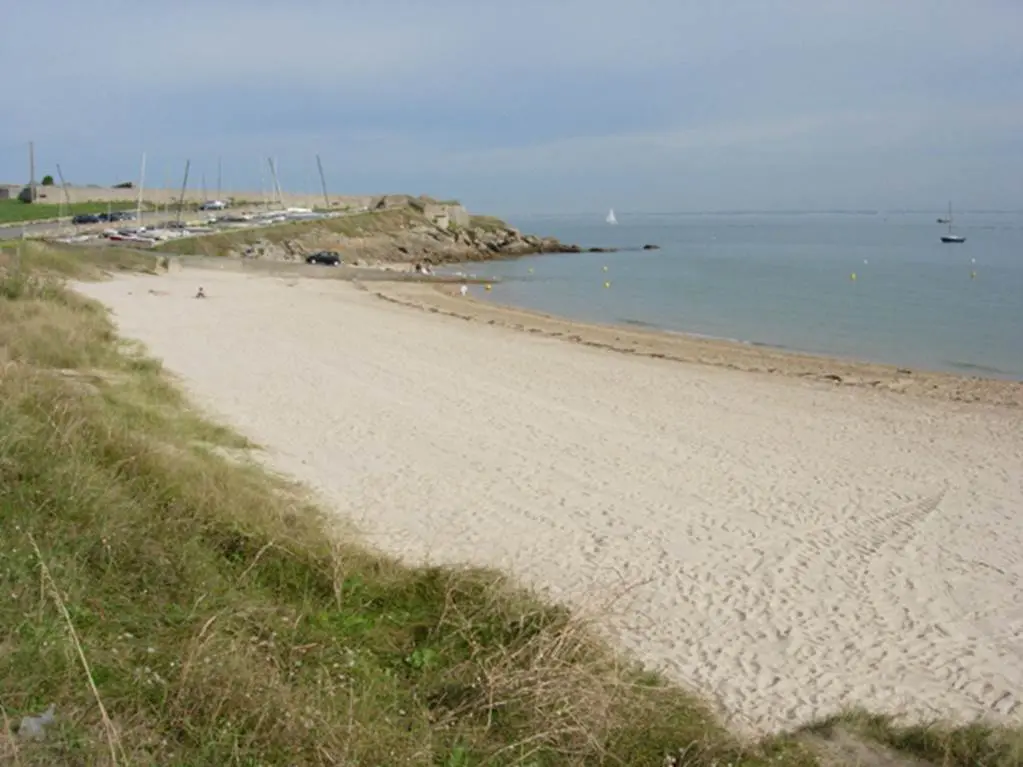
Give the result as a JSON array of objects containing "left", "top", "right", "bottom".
[
  {"left": 306, "top": 251, "right": 341, "bottom": 266},
  {"left": 72, "top": 214, "right": 101, "bottom": 225}
]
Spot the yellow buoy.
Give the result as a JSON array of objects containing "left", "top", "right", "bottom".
[
  {"left": 850, "top": 273, "right": 857, "bottom": 281},
  {"left": 528, "top": 267, "right": 534, "bottom": 274},
  {"left": 970, "top": 271, "right": 977, "bottom": 279},
  {"left": 485, "top": 284, "right": 492, "bottom": 291},
  {"left": 604, "top": 281, "right": 611, "bottom": 288}
]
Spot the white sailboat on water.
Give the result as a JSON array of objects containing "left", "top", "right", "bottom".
[
  {"left": 606, "top": 208, "right": 617, "bottom": 225},
  {"left": 940, "top": 202, "right": 965, "bottom": 243}
]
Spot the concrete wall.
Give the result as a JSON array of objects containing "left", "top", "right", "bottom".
[
  {"left": 14, "top": 184, "right": 377, "bottom": 210},
  {"left": 423, "top": 202, "right": 470, "bottom": 229}
]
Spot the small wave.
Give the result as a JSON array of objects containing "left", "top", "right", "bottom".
[
  {"left": 943, "top": 359, "right": 1014, "bottom": 377},
  {"left": 617, "top": 318, "right": 757, "bottom": 346},
  {"left": 617, "top": 317, "right": 659, "bottom": 329},
  {"left": 748, "top": 339, "right": 791, "bottom": 352}
]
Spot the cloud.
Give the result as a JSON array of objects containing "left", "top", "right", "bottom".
[{"left": 2, "top": 1, "right": 1022, "bottom": 212}]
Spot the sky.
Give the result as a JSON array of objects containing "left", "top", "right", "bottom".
[{"left": 2, "top": 0, "right": 1022, "bottom": 215}]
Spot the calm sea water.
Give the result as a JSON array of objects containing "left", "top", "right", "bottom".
[{"left": 451, "top": 212, "right": 1023, "bottom": 380}]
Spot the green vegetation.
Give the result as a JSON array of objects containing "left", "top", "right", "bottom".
[
  {"left": 802, "top": 712, "right": 1023, "bottom": 767},
  {"left": 41, "top": 176, "right": 55, "bottom": 187},
  {"left": 0, "top": 200, "right": 135, "bottom": 226},
  {"left": 468, "top": 215, "right": 508, "bottom": 232},
  {"left": 155, "top": 208, "right": 430, "bottom": 257},
  {"left": 2, "top": 243, "right": 1020, "bottom": 765}
]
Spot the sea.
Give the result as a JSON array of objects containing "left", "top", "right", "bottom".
[{"left": 450, "top": 212, "right": 1023, "bottom": 380}]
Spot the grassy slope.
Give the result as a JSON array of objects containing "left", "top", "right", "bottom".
[
  {"left": 0, "top": 243, "right": 1020, "bottom": 766},
  {"left": 0, "top": 200, "right": 136, "bottom": 225},
  {"left": 156, "top": 209, "right": 430, "bottom": 257},
  {"left": 467, "top": 215, "right": 508, "bottom": 232},
  {"left": 0, "top": 243, "right": 811, "bottom": 766}
]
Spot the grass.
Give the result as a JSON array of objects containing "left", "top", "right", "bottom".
[
  {"left": 0, "top": 200, "right": 136, "bottom": 226},
  {"left": 155, "top": 208, "right": 431, "bottom": 257},
  {"left": 468, "top": 215, "right": 509, "bottom": 233},
  {"left": 1, "top": 243, "right": 1020, "bottom": 766},
  {"left": 801, "top": 711, "right": 1023, "bottom": 767},
  {"left": 0, "top": 242, "right": 816, "bottom": 765}
]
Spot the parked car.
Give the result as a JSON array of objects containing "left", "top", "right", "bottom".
[
  {"left": 199, "top": 200, "right": 228, "bottom": 211},
  {"left": 305, "top": 251, "right": 341, "bottom": 266},
  {"left": 72, "top": 214, "right": 101, "bottom": 225}
]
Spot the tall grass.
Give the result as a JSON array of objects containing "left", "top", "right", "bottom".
[
  {"left": 0, "top": 244, "right": 814, "bottom": 765},
  {"left": 2, "top": 243, "right": 1020, "bottom": 766}
]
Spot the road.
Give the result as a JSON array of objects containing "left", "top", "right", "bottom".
[{"left": 0, "top": 220, "right": 65, "bottom": 240}]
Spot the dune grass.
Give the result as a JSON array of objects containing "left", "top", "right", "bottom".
[
  {"left": 0, "top": 200, "right": 137, "bottom": 226},
  {"left": 2, "top": 243, "right": 1020, "bottom": 766},
  {"left": 0, "top": 243, "right": 815, "bottom": 765},
  {"left": 801, "top": 711, "right": 1023, "bottom": 767}
]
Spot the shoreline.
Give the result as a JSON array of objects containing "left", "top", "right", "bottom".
[
  {"left": 73, "top": 266, "right": 1023, "bottom": 734},
  {"left": 365, "top": 279, "right": 1023, "bottom": 409}
]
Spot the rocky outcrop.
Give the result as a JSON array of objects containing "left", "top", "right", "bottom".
[{"left": 231, "top": 202, "right": 590, "bottom": 266}]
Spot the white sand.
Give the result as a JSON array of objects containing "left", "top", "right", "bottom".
[{"left": 76, "top": 270, "right": 1023, "bottom": 734}]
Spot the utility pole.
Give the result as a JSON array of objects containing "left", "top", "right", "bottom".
[{"left": 29, "top": 141, "right": 36, "bottom": 201}]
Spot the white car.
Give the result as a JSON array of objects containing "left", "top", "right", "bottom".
[{"left": 199, "top": 200, "right": 228, "bottom": 211}]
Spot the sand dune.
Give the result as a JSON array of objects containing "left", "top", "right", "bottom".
[{"left": 76, "top": 269, "right": 1023, "bottom": 734}]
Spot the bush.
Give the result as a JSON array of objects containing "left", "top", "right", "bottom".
[{"left": 41, "top": 175, "right": 55, "bottom": 186}]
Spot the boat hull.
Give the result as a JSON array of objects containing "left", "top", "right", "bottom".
[{"left": 940, "top": 235, "right": 966, "bottom": 243}]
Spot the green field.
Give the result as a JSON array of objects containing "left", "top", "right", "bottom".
[
  {"left": 1, "top": 243, "right": 1020, "bottom": 765},
  {"left": 0, "top": 199, "right": 138, "bottom": 225}
]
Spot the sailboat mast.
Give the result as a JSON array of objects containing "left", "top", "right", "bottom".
[
  {"left": 176, "top": 159, "right": 191, "bottom": 226},
  {"left": 136, "top": 152, "right": 146, "bottom": 228}
]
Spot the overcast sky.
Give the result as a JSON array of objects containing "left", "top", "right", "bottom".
[{"left": 2, "top": 1, "right": 1021, "bottom": 214}]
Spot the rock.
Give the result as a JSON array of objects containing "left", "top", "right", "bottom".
[
  {"left": 642, "top": 243, "right": 661, "bottom": 250},
  {"left": 587, "top": 247, "right": 618, "bottom": 253},
  {"left": 214, "top": 196, "right": 593, "bottom": 266},
  {"left": 18, "top": 705, "right": 56, "bottom": 740}
]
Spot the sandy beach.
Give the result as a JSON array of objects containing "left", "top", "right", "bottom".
[{"left": 75, "top": 267, "right": 1023, "bottom": 735}]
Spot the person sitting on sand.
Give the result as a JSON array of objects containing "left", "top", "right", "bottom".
[{"left": 195, "top": 286, "right": 206, "bottom": 299}]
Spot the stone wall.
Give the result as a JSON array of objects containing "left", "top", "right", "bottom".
[{"left": 423, "top": 202, "right": 471, "bottom": 229}]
